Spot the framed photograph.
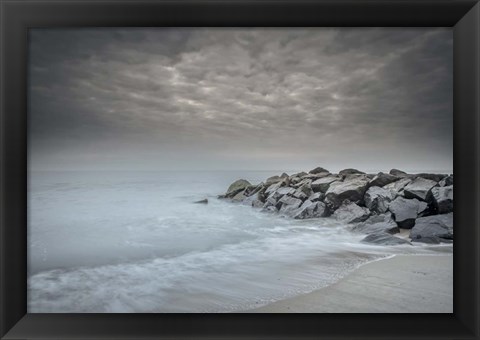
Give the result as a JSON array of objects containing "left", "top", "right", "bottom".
[{"left": 1, "top": 0, "right": 479, "bottom": 339}]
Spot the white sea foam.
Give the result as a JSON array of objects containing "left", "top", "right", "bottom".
[{"left": 28, "top": 170, "right": 452, "bottom": 312}]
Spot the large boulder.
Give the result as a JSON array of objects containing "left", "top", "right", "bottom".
[
  {"left": 266, "top": 175, "right": 284, "bottom": 185},
  {"left": 383, "top": 177, "right": 412, "bottom": 198},
  {"left": 361, "top": 232, "right": 411, "bottom": 246},
  {"left": 351, "top": 213, "right": 400, "bottom": 235},
  {"left": 430, "top": 185, "right": 453, "bottom": 214},
  {"left": 289, "top": 176, "right": 302, "bottom": 186},
  {"left": 368, "top": 172, "right": 399, "bottom": 188},
  {"left": 291, "top": 188, "right": 309, "bottom": 200},
  {"left": 292, "top": 200, "right": 327, "bottom": 219},
  {"left": 292, "top": 171, "right": 308, "bottom": 178},
  {"left": 339, "top": 168, "right": 365, "bottom": 177},
  {"left": 302, "top": 173, "right": 331, "bottom": 180},
  {"left": 364, "top": 186, "right": 395, "bottom": 214},
  {"left": 292, "top": 178, "right": 310, "bottom": 187},
  {"left": 275, "top": 187, "right": 296, "bottom": 196},
  {"left": 403, "top": 177, "right": 438, "bottom": 201},
  {"left": 244, "top": 183, "right": 265, "bottom": 197},
  {"left": 309, "top": 166, "right": 330, "bottom": 174},
  {"left": 311, "top": 176, "right": 340, "bottom": 193},
  {"left": 388, "top": 196, "right": 425, "bottom": 228},
  {"left": 409, "top": 213, "right": 453, "bottom": 243},
  {"left": 264, "top": 186, "right": 294, "bottom": 207},
  {"left": 389, "top": 169, "right": 409, "bottom": 177},
  {"left": 324, "top": 176, "right": 369, "bottom": 209},
  {"left": 265, "top": 181, "right": 285, "bottom": 195},
  {"left": 439, "top": 175, "right": 453, "bottom": 187},
  {"left": 333, "top": 202, "right": 370, "bottom": 224},
  {"left": 292, "top": 182, "right": 313, "bottom": 199},
  {"left": 292, "top": 178, "right": 311, "bottom": 188},
  {"left": 416, "top": 173, "right": 447, "bottom": 182},
  {"left": 225, "top": 179, "right": 251, "bottom": 197},
  {"left": 278, "top": 196, "right": 303, "bottom": 215},
  {"left": 231, "top": 190, "right": 247, "bottom": 202},
  {"left": 263, "top": 191, "right": 284, "bottom": 210},
  {"left": 308, "top": 192, "right": 324, "bottom": 202},
  {"left": 417, "top": 200, "right": 429, "bottom": 217}
]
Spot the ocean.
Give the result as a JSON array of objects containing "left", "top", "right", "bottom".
[{"left": 27, "top": 170, "right": 452, "bottom": 312}]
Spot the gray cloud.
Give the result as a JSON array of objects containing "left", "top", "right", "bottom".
[{"left": 29, "top": 28, "right": 452, "bottom": 172}]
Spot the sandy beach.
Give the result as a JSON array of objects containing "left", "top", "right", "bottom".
[{"left": 247, "top": 254, "right": 453, "bottom": 313}]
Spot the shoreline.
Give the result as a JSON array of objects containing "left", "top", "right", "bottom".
[{"left": 244, "top": 254, "right": 453, "bottom": 313}]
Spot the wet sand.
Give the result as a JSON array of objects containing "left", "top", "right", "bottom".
[{"left": 247, "top": 254, "right": 453, "bottom": 313}]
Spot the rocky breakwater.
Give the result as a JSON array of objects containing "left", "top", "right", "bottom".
[{"left": 219, "top": 168, "right": 453, "bottom": 246}]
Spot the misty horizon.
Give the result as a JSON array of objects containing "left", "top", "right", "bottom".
[{"left": 28, "top": 28, "right": 452, "bottom": 172}]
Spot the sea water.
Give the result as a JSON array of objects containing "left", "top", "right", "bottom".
[{"left": 27, "top": 170, "right": 452, "bottom": 312}]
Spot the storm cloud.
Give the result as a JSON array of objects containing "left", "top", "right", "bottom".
[{"left": 28, "top": 28, "right": 452, "bottom": 172}]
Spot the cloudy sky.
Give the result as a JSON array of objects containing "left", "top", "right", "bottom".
[{"left": 29, "top": 28, "right": 452, "bottom": 172}]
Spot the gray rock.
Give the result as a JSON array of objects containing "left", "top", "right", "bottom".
[
  {"left": 325, "top": 176, "right": 369, "bottom": 209},
  {"left": 308, "top": 192, "right": 324, "bottom": 202},
  {"left": 292, "top": 178, "right": 312, "bottom": 188},
  {"left": 309, "top": 166, "right": 330, "bottom": 174},
  {"left": 263, "top": 194, "right": 282, "bottom": 210},
  {"left": 389, "top": 169, "right": 409, "bottom": 177},
  {"left": 291, "top": 189, "right": 308, "bottom": 200},
  {"left": 266, "top": 175, "right": 284, "bottom": 185},
  {"left": 225, "top": 179, "right": 251, "bottom": 197},
  {"left": 364, "top": 186, "right": 395, "bottom": 214},
  {"left": 368, "top": 172, "right": 399, "bottom": 188},
  {"left": 280, "top": 172, "right": 289, "bottom": 178},
  {"left": 292, "top": 200, "right": 327, "bottom": 219},
  {"left": 276, "top": 187, "right": 296, "bottom": 196},
  {"left": 388, "top": 196, "right": 425, "bottom": 228},
  {"left": 302, "top": 173, "right": 331, "bottom": 180},
  {"left": 339, "top": 168, "right": 365, "bottom": 177},
  {"left": 383, "top": 178, "right": 412, "bottom": 198},
  {"left": 415, "top": 213, "right": 453, "bottom": 229},
  {"left": 194, "top": 199, "right": 208, "bottom": 204},
  {"left": 439, "top": 175, "right": 453, "bottom": 187},
  {"left": 351, "top": 213, "right": 400, "bottom": 235},
  {"left": 333, "top": 202, "right": 370, "bottom": 223},
  {"left": 289, "top": 176, "right": 302, "bottom": 185},
  {"left": 417, "top": 200, "right": 429, "bottom": 217},
  {"left": 430, "top": 185, "right": 453, "bottom": 214},
  {"left": 299, "top": 182, "right": 314, "bottom": 196},
  {"left": 403, "top": 177, "right": 438, "bottom": 201},
  {"left": 342, "top": 173, "right": 369, "bottom": 181},
  {"left": 279, "top": 195, "right": 302, "bottom": 206},
  {"left": 244, "top": 183, "right": 264, "bottom": 197},
  {"left": 231, "top": 190, "right": 247, "bottom": 202},
  {"left": 279, "top": 196, "right": 303, "bottom": 214},
  {"left": 243, "top": 190, "right": 266, "bottom": 207},
  {"left": 416, "top": 173, "right": 447, "bottom": 182},
  {"left": 361, "top": 232, "right": 411, "bottom": 246},
  {"left": 265, "top": 181, "right": 285, "bottom": 195},
  {"left": 409, "top": 213, "right": 453, "bottom": 243},
  {"left": 311, "top": 176, "right": 340, "bottom": 193},
  {"left": 265, "top": 194, "right": 279, "bottom": 206},
  {"left": 411, "top": 236, "right": 443, "bottom": 244},
  {"left": 292, "top": 171, "right": 308, "bottom": 178},
  {"left": 266, "top": 193, "right": 282, "bottom": 207}
]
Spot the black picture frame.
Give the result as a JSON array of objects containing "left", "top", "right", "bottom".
[{"left": 1, "top": 0, "right": 479, "bottom": 339}]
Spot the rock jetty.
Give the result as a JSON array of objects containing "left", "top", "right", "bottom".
[{"left": 220, "top": 168, "right": 453, "bottom": 245}]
